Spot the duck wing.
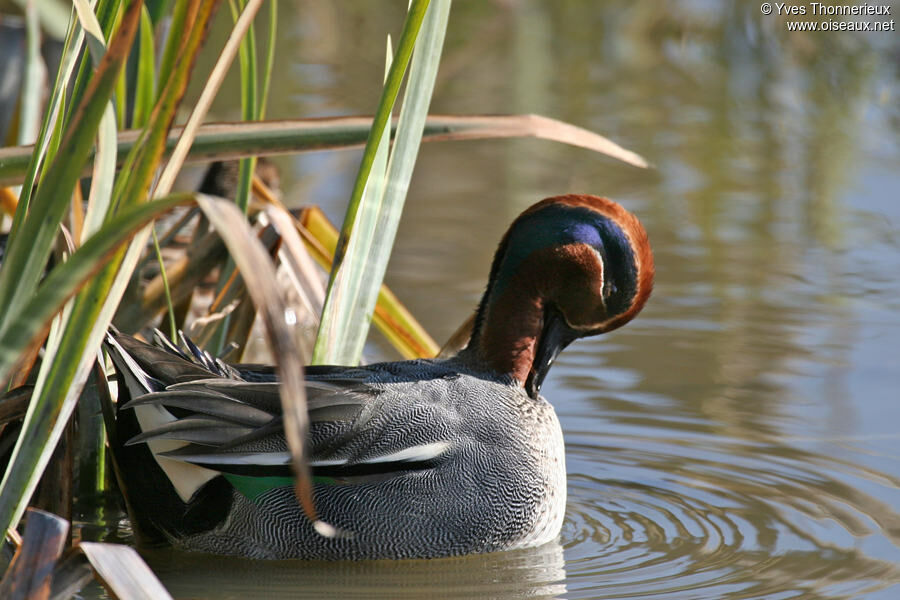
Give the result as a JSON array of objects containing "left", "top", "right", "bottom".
[
  {"left": 109, "top": 332, "right": 454, "bottom": 485},
  {"left": 125, "top": 376, "right": 451, "bottom": 479}
]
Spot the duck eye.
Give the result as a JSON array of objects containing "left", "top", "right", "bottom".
[{"left": 604, "top": 281, "right": 617, "bottom": 300}]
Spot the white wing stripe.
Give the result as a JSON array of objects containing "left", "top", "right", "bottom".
[
  {"left": 164, "top": 442, "right": 450, "bottom": 468},
  {"left": 363, "top": 441, "right": 450, "bottom": 464}
]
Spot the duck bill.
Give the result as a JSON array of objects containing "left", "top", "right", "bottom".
[{"left": 525, "top": 308, "right": 578, "bottom": 399}]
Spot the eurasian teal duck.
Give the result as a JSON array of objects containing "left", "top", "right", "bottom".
[{"left": 106, "top": 194, "right": 654, "bottom": 560}]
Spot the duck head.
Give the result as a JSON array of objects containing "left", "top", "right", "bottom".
[{"left": 465, "top": 194, "right": 654, "bottom": 399}]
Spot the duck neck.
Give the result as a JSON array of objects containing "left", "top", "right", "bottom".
[{"left": 463, "top": 278, "right": 545, "bottom": 386}]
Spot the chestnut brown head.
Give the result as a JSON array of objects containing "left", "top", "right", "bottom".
[{"left": 467, "top": 194, "right": 654, "bottom": 398}]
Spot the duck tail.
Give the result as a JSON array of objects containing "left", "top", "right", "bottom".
[{"left": 104, "top": 331, "right": 233, "bottom": 547}]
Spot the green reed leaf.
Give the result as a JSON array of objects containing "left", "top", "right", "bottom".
[
  {"left": 66, "top": 0, "right": 120, "bottom": 130},
  {"left": 7, "top": 0, "right": 85, "bottom": 238},
  {"left": 312, "top": 36, "right": 394, "bottom": 366},
  {"left": 260, "top": 0, "right": 277, "bottom": 118},
  {"left": 0, "top": 0, "right": 141, "bottom": 380},
  {"left": 0, "top": 0, "right": 222, "bottom": 537},
  {"left": 132, "top": 4, "right": 157, "bottom": 128},
  {"left": 337, "top": 0, "right": 451, "bottom": 365},
  {"left": 156, "top": 0, "right": 190, "bottom": 99},
  {"left": 18, "top": 0, "right": 45, "bottom": 147},
  {"left": 72, "top": 0, "right": 118, "bottom": 242},
  {"left": 0, "top": 194, "right": 192, "bottom": 381},
  {"left": 0, "top": 0, "right": 145, "bottom": 534},
  {"left": 329, "top": 0, "right": 430, "bottom": 268},
  {"left": 312, "top": 0, "right": 431, "bottom": 365}
]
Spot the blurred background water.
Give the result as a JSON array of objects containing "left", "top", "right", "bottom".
[{"left": 78, "top": 1, "right": 900, "bottom": 598}]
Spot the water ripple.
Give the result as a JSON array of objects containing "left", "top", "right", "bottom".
[{"left": 561, "top": 433, "right": 900, "bottom": 599}]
